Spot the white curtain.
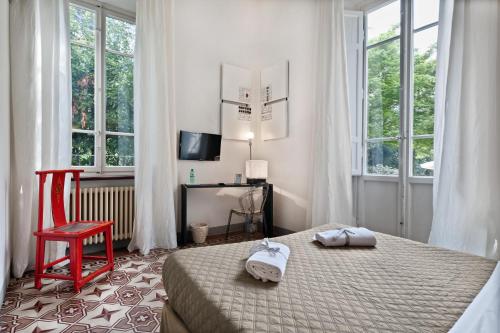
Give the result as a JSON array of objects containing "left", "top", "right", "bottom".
[
  {"left": 429, "top": 0, "right": 500, "bottom": 260},
  {"left": 0, "top": 0, "right": 11, "bottom": 305},
  {"left": 10, "top": 0, "right": 72, "bottom": 277},
  {"left": 128, "top": 0, "right": 178, "bottom": 254},
  {"left": 309, "top": 0, "right": 353, "bottom": 228}
]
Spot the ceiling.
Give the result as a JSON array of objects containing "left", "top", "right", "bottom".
[
  {"left": 100, "top": 0, "right": 136, "bottom": 13},
  {"left": 98, "top": 0, "right": 384, "bottom": 16},
  {"left": 345, "top": 0, "right": 388, "bottom": 10}
]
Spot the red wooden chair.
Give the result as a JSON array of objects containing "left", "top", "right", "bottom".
[{"left": 34, "top": 169, "right": 114, "bottom": 292}]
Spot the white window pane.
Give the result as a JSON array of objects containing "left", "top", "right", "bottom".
[
  {"left": 106, "top": 135, "right": 134, "bottom": 167},
  {"left": 106, "top": 16, "right": 135, "bottom": 55},
  {"left": 69, "top": 5, "right": 95, "bottom": 45},
  {"left": 367, "top": 39, "right": 400, "bottom": 139},
  {"left": 71, "top": 43, "right": 95, "bottom": 131},
  {"left": 367, "top": 1, "right": 400, "bottom": 45},
  {"left": 105, "top": 53, "right": 134, "bottom": 133},
  {"left": 413, "top": 138, "right": 434, "bottom": 176},
  {"left": 72, "top": 132, "right": 95, "bottom": 166},
  {"left": 413, "top": 26, "right": 438, "bottom": 136},
  {"left": 414, "top": 0, "right": 439, "bottom": 30},
  {"left": 367, "top": 141, "right": 400, "bottom": 175}
]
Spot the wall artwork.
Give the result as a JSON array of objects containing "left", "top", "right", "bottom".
[
  {"left": 221, "top": 102, "right": 252, "bottom": 141},
  {"left": 220, "top": 61, "right": 289, "bottom": 141},
  {"left": 261, "top": 100, "right": 288, "bottom": 141},
  {"left": 260, "top": 61, "right": 289, "bottom": 140},
  {"left": 220, "top": 64, "right": 253, "bottom": 140}
]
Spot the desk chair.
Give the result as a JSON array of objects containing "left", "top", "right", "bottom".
[{"left": 225, "top": 183, "right": 269, "bottom": 240}]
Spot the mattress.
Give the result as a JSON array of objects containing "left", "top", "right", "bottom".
[{"left": 162, "top": 225, "right": 496, "bottom": 333}]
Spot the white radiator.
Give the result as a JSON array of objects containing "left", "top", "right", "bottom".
[{"left": 70, "top": 186, "right": 135, "bottom": 245}]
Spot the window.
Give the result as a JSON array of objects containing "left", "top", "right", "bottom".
[
  {"left": 366, "top": 1, "right": 401, "bottom": 176},
  {"left": 411, "top": 0, "right": 438, "bottom": 176},
  {"left": 70, "top": 2, "right": 135, "bottom": 174},
  {"left": 365, "top": 0, "right": 438, "bottom": 177}
]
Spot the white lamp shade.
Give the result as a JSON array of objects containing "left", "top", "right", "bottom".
[{"left": 245, "top": 160, "right": 268, "bottom": 179}]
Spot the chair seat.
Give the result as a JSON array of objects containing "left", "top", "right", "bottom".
[
  {"left": 231, "top": 208, "right": 263, "bottom": 215},
  {"left": 34, "top": 220, "right": 113, "bottom": 237}
]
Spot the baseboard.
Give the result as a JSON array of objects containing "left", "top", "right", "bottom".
[
  {"left": 208, "top": 222, "right": 246, "bottom": 236},
  {"left": 274, "top": 226, "right": 295, "bottom": 236}
]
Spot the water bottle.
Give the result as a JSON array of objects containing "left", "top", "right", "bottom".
[{"left": 189, "top": 168, "right": 196, "bottom": 184}]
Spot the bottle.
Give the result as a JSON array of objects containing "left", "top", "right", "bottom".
[{"left": 189, "top": 168, "right": 196, "bottom": 185}]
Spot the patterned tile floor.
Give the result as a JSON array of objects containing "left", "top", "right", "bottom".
[{"left": 0, "top": 232, "right": 261, "bottom": 333}]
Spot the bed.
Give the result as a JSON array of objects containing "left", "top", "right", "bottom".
[{"left": 161, "top": 224, "right": 498, "bottom": 333}]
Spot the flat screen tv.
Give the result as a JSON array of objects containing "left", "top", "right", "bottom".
[{"left": 179, "top": 130, "right": 222, "bottom": 161}]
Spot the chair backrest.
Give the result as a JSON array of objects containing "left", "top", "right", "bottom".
[
  {"left": 238, "top": 183, "right": 270, "bottom": 214},
  {"left": 35, "top": 169, "right": 84, "bottom": 231}
]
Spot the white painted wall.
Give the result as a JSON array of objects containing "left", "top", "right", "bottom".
[
  {"left": 174, "top": 0, "right": 318, "bottom": 232},
  {"left": 0, "top": 0, "right": 10, "bottom": 304},
  {"left": 250, "top": 1, "right": 317, "bottom": 232},
  {"left": 173, "top": 0, "right": 435, "bottom": 239},
  {"left": 175, "top": 0, "right": 314, "bottom": 230},
  {"left": 174, "top": 0, "right": 263, "bottom": 230}
]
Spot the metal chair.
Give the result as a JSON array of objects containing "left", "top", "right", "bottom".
[{"left": 225, "top": 183, "right": 269, "bottom": 240}]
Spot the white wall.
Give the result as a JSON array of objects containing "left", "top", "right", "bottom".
[
  {"left": 174, "top": 0, "right": 263, "bottom": 230},
  {"left": 251, "top": 1, "right": 317, "bottom": 232},
  {"left": 0, "top": 0, "right": 10, "bottom": 304},
  {"left": 174, "top": 0, "right": 318, "bottom": 232},
  {"left": 173, "top": 0, "right": 435, "bottom": 238}
]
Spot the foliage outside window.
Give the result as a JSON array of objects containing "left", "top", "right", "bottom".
[
  {"left": 365, "top": 0, "right": 438, "bottom": 177},
  {"left": 70, "top": 3, "right": 135, "bottom": 173}
]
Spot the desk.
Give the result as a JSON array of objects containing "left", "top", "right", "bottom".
[{"left": 180, "top": 183, "right": 273, "bottom": 245}]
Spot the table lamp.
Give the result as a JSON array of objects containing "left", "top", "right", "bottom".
[{"left": 246, "top": 160, "right": 268, "bottom": 184}]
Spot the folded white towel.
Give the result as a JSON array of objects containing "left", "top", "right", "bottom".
[
  {"left": 245, "top": 239, "right": 290, "bottom": 282},
  {"left": 313, "top": 227, "right": 377, "bottom": 247}
]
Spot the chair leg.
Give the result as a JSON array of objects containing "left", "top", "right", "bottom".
[
  {"left": 35, "top": 237, "right": 45, "bottom": 289},
  {"left": 262, "top": 214, "right": 267, "bottom": 237},
  {"left": 105, "top": 228, "right": 114, "bottom": 271},
  {"left": 226, "top": 211, "right": 233, "bottom": 241},
  {"left": 69, "top": 239, "right": 82, "bottom": 293}
]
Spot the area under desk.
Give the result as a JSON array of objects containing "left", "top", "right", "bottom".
[{"left": 179, "top": 183, "right": 273, "bottom": 245}]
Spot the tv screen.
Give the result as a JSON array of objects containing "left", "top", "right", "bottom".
[{"left": 179, "top": 130, "right": 222, "bottom": 161}]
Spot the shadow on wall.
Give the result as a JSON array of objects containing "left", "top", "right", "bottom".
[{"left": 272, "top": 185, "right": 309, "bottom": 232}]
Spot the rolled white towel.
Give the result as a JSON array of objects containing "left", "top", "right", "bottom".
[
  {"left": 313, "top": 227, "right": 377, "bottom": 247},
  {"left": 245, "top": 239, "right": 290, "bottom": 282}
]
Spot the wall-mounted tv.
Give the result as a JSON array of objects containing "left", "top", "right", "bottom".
[{"left": 179, "top": 130, "right": 222, "bottom": 161}]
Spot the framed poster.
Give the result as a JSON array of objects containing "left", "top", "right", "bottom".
[
  {"left": 221, "top": 64, "right": 252, "bottom": 104},
  {"left": 221, "top": 102, "right": 252, "bottom": 140},
  {"left": 261, "top": 100, "right": 288, "bottom": 141},
  {"left": 260, "top": 61, "right": 289, "bottom": 103}
]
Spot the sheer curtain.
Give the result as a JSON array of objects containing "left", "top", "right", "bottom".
[
  {"left": 309, "top": 0, "right": 353, "bottom": 228},
  {"left": 0, "top": 0, "right": 11, "bottom": 305},
  {"left": 429, "top": 0, "right": 500, "bottom": 260},
  {"left": 128, "top": 0, "right": 178, "bottom": 254},
  {"left": 10, "top": 0, "right": 72, "bottom": 277}
]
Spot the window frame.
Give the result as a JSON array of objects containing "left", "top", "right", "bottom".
[
  {"left": 408, "top": 20, "right": 438, "bottom": 178},
  {"left": 70, "top": 0, "right": 135, "bottom": 176},
  {"left": 363, "top": 0, "right": 402, "bottom": 178},
  {"left": 363, "top": 0, "right": 438, "bottom": 179}
]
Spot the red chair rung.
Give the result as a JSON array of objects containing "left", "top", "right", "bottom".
[{"left": 34, "top": 169, "right": 115, "bottom": 292}]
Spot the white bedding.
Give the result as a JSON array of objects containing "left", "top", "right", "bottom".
[{"left": 450, "top": 262, "right": 500, "bottom": 333}]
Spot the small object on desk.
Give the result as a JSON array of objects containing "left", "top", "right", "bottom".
[
  {"left": 234, "top": 173, "right": 242, "bottom": 184},
  {"left": 217, "top": 182, "right": 225, "bottom": 186},
  {"left": 188, "top": 168, "right": 196, "bottom": 185}
]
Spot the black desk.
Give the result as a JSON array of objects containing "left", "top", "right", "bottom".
[{"left": 180, "top": 183, "right": 273, "bottom": 245}]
